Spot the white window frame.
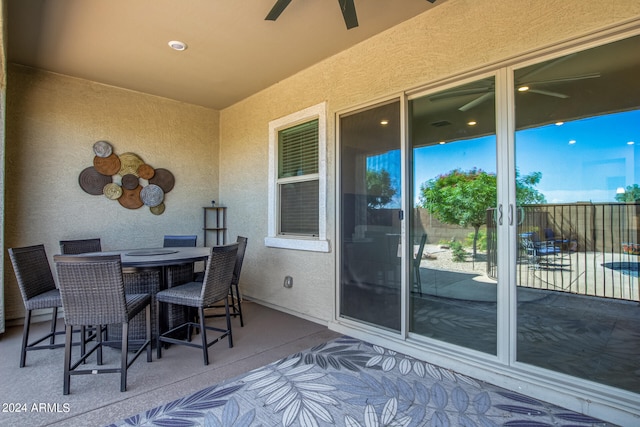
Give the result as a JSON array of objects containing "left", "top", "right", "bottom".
[{"left": 265, "top": 102, "right": 329, "bottom": 252}]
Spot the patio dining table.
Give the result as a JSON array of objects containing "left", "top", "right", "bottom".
[{"left": 80, "top": 246, "right": 212, "bottom": 346}]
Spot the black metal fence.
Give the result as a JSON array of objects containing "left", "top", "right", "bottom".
[{"left": 487, "top": 203, "right": 640, "bottom": 302}]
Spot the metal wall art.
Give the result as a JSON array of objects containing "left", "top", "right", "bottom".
[{"left": 78, "top": 140, "right": 175, "bottom": 215}]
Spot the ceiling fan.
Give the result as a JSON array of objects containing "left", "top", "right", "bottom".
[
  {"left": 429, "top": 54, "right": 600, "bottom": 111},
  {"left": 265, "top": 0, "right": 437, "bottom": 30}
]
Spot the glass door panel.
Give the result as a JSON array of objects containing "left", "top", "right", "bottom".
[
  {"left": 339, "top": 100, "right": 402, "bottom": 331},
  {"left": 409, "top": 79, "right": 498, "bottom": 355},
  {"left": 514, "top": 35, "right": 640, "bottom": 393}
]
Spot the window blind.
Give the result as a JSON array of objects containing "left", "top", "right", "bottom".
[
  {"left": 279, "top": 180, "right": 319, "bottom": 235},
  {"left": 278, "top": 119, "right": 319, "bottom": 178}
]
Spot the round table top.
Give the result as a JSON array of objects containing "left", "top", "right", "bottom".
[{"left": 91, "top": 246, "right": 211, "bottom": 268}]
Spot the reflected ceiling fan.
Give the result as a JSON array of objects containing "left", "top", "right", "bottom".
[
  {"left": 429, "top": 54, "right": 600, "bottom": 111},
  {"left": 265, "top": 0, "right": 437, "bottom": 30}
]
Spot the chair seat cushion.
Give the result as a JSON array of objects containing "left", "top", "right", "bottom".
[
  {"left": 24, "top": 289, "right": 62, "bottom": 310},
  {"left": 156, "top": 282, "right": 203, "bottom": 307}
]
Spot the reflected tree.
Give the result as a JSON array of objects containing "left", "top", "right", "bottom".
[
  {"left": 367, "top": 169, "right": 397, "bottom": 209},
  {"left": 419, "top": 168, "right": 545, "bottom": 258},
  {"left": 614, "top": 184, "right": 640, "bottom": 202}
]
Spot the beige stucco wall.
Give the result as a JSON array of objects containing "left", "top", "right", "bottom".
[
  {"left": 219, "top": 0, "right": 640, "bottom": 322},
  {"left": 3, "top": 66, "right": 219, "bottom": 321}
]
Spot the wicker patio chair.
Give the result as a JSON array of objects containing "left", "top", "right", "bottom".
[
  {"left": 163, "top": 235, "right": 197, "bottom": 247},
  {"left": 205, "top": 236, "right": 248, "bottom": 326},
  {"left": 53, "top": 254, "right": 152, "bottom": 394},
  {"left": 8, "top": 245, "right": 66, "bottom": 368},
  {"left": 156, "top": 243, "right": 238, "bottom": 365},
  {"left": 59, "top": 238, "right": 102, "bottom": 254}
]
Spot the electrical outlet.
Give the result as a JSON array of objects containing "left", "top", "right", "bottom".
[{"left": 284, "top": 276, "right": 293, "bottom": 288}]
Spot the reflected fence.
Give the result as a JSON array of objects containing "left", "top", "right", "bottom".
[{"left": 487, "top": 203, "right": 640, "bottom": 302}]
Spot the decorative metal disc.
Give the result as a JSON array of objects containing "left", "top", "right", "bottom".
[
  {"left": 118, "top": 185, "right": 143, "bottom": 209},
  {"left": 79, "top": 167, "right": 113, "bottom": 195},
  {"left": 150, "top": 203, "right": 166, "bottom": 215},
  {"left": 103, "top": 183, "right": 123, "bottom": 200},
  {"left": 93, "top": 154, "right": 121, "bottom": 176},
  {"left": 93, "top": 140, "right": 113, "bottom": 158},
  {"left": 148, "top": 168, "right": 175, "bottom": 192},
  {"left": 137, "top": 164, "right": 155, "bottom": 180},
  {"left": 140, "top": 184, "right": 164, "bottom": 207},
  {"left": 118, "top": 152, "right": 144, "bottom": 177},
  {"left": 121, "top": 173, "right": 140, "bottom": 190}
]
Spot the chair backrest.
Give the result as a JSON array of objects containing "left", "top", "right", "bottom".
[
  {"left": 543, "top": 228, "right": 555, "bottom": 240},
  {"left": 53, "top": 254, "right": 128, "bottom": 326},
  {"left": 163, "top": 235, "right": 197, "bottom": 247},
  {"left": 413, "top": 233, "right": 427, "bottom": 267},
  {"left": 8, "top": 245, "right": 57, "bottom": 304},
  {"left": 232, "top": 236, "right": 248, "bottom": 286},
  {"left": 59, "top": 238, "right": 102, "bottom": 254},
  {"left": 200, "top": 243, "right": 239, "bottom": 305}
]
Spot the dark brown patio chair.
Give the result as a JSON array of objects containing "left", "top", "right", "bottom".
[
  {"left": 156, "top": 243, "right": 238, "bottom": 365},
  {"left": 53, "top": 254, "right": 152, "bottom": 394},
  {"left": 59, "top": 238, "right": 102, "bottom": 254},
  {"left": 8, "top": 245, "right": 66, "bottom": 368},
  {"left": 205, "top": 236, "right": 248, "bottom": 326}
]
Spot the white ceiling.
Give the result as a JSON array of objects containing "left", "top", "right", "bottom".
[{"left": 7, "top": 0, "right": 444, "bottom": 110}]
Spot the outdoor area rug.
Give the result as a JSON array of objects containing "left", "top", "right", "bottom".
[{"left": 107, "top": 336, "right": 610, "bottom": 427}]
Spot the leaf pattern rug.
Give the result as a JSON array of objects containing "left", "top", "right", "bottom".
[{"left": 107, "top": 336, "right": 611, "bottom": 427}]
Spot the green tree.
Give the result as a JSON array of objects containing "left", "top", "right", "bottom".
[
  {"left": 366, "top": 169, "right": 396, "bottom": 208},
  {"left": 614, "top": 184, "right": 640, "bottom": 202},
  {"left": 419, "top": 168, "right": 545, "bottom": 258}
]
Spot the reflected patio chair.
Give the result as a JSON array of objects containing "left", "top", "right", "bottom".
[
  {"left": 205, "top": 236, "right": 248, "bottom": 326},
  {"left": 8, "top": 245, "right": 66, "bottom": 367},
  {"left": 412, "top": 234, "right": 427, "bottom": 296},
  {"left": 520, "top": 232, "right": 563, "bottom": 269},
  {"left": 53, "top": 254, "right": 152, "bottom": 394},
  {"left": 59, "top": 238, "right": 102, "bottom": 254},
  {"left": 156, "top": 243, "right": 238, "bottom": 365},
  {"left": 163, "top": 235, "right": 197, "bottom": 248}
]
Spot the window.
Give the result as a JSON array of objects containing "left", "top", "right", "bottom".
[{"left": 266, "top": 102, "right": 329, "bottom": 252}]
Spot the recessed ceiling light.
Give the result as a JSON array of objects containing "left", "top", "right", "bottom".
[
  {"left": 518, "top": 86, "right": 530, "bottom": 92},
  {"left": 439, "top": 141, "right": 446, "bottom": 145},
  {"left": 627, "top": 141, "right": 635, "bottom": 145},
  {"left": 380, "top": 119, "right": 389, "bottom": 126},
  {"left": 555, "top": 121, "right": 564, "bottom": 126},
  {"left": 168, "top": 40, "right": 188, "bottom": 51},
  {"left": 569, "top": 140, "right": 576, "bottom": 145},
  {"left": 467, "top": 121, "right": 477, "bottom": 126}
]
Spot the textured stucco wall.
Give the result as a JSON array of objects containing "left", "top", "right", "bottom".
[
  {"left": 219, "top": 0, "right": 640, "bottom": 323},
  {"left": 3, "top": 66, "right": 219, "bottom": 321}
]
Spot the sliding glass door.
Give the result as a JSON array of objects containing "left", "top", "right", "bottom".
[
  {"left": 408, "top": 78, "right": 498, "bottom": 355},
  {"left": 338, "top": 32, "right": 640, "bottom": 397},
  {"left": 339, "top": 100, "right": 402, "bottom": 331},
  {"left": 514, "top": 35, "right": 640, "bottom": 393}
]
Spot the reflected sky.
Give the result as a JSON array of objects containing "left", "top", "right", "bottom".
[{"left": 411, "top": 109, "right": 640, "bottom": 205}]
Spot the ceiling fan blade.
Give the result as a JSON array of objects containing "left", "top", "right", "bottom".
[
  {"left": 517, "top": 53, "right": 577, "bottom": 81},
  {"left": 458, "top": 92, "right": 494, "bottom": 112},
  {"left": 265, "top": 0, "right": 292, "bottom": 21},
  {"left": 338, "top": 0, "right": 358, "bottom": 29},
  {"left": 527, "top": 89, "right": 569, "bottom": 99},
  {"left": 428, "top": 87, "right": 492, "bottom": 101},
  {"left": 524, "top": 73, "right": 600, "bottom": 86}
]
